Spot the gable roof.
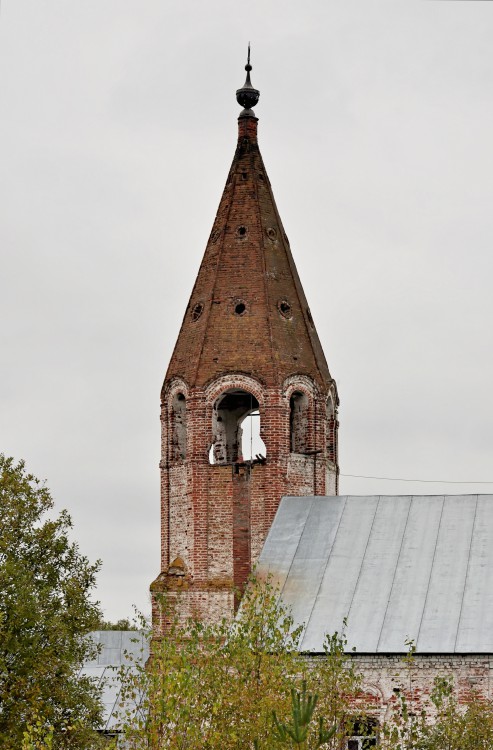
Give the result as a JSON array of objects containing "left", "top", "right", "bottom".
[{"left": 257, "top": 495, "right": 493, "bottom": 654}]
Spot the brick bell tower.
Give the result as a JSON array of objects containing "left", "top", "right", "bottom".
[{"left": 151, "top": 50, "right": 339, "bottom": 628}]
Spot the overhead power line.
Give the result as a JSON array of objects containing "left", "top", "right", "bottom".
[{"left": 341, "top": 473, "right": 493, "bottom": 485}]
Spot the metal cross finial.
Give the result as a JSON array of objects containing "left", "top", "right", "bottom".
[
  {"left": 236, "top": 43, "right": 259, "bottom": 115},
  {"left": 245, "top": 43, "right": 252, "bottom": 72}
]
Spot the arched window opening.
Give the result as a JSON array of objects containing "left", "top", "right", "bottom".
[
  {"left": 326, "top": 395, "right": 338, "bottom": 464},
  {"left": 290, "top": 391, "right": 309, "bottom": 453},
  {"left": 170, "top": 393, "right": 187, "bottom": 461},
  {"left": 210, "top": 390, "right": 266, "bottom": 465},
  {"left": 346, "top": 718, "right": 378, "bottom": 749}
]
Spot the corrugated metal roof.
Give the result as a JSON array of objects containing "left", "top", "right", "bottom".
[
  {"left": 257, "top": 495, "right": 493, "bottom": 654},
  {"left": 80, "top": 631, "right": 149, "bottom": 733}
]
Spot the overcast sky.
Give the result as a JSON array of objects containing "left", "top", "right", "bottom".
[{"left": 1, "top": 1, "right": 493, "bottom": 621}]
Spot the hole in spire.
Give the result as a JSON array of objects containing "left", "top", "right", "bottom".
[
  {"left": 278, "top": 299, "right": 292, "bottom": 319},
  {"left": 210, "top": 228, "right": 221, "bottom": 244},
  {"left": 191, "top": 302, "right": 204, "bottom": 322}
]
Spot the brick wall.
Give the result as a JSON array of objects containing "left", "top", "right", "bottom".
[
  {"left": 351, "top": 653, "right": 493, "bottom": 723},
  {"left": 151, "top": 374, "right": 338, "bottom": 629}
]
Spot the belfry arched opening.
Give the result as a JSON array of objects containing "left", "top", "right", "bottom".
[{"left": 210, "top": 389, "right": 266, "bottom": 464}]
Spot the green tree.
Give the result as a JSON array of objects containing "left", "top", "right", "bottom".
[
  {"left": 115, "top": 577, "right": 304, "bottom": 749},
  {"left": 417, "top": 677, "right": 493, "bottom": 750},
  {"left": 268, "top": 680, "right": 337, "bottom": 749},
  {"left": 381, "top": 646, "right": 493, "bottom": 750},
  {"left": 115, "top": 576, "right": 364, "bottom": 749},
  {"left": 115, "top": 584, "right": 493, "bottom": 750},
  {"left": 96, "top": 617, "right": 139, "bottom": 631},
  {"left": 313, "top": 627, "right": 366, "bottom": 748},
  {"left": 0, "top": 455, "right": 104, "bottom": 748}
]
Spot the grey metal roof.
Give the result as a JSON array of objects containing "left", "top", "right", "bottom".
[
  {"left": 257, "top": 495, "right": 493, "bottom": 654},
  {"left": 80, "top": 631, "right": 149, "bottom": 733}
]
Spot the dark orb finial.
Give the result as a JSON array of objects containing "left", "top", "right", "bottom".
[{"left": 236, "top": 43, "right": 260, "bottom": 117}]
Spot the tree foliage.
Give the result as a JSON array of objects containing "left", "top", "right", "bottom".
[
  {"left": 114, "top": 577, "right": 363, "bottom": 749},
  {"left": 0, "top": 455, "right": 104, "bottom": 748},
  {"left": 97, "top": 617, "right": 139, "bottom": 631},
  {"left": 269, "top": 681, "right": 337, "bottom": 749},
  {"left": 114, "top": 579, "right": 493, "bottom": 750},
  {"left": 382, "top": 678, "right": 493, "bottom": 750},
  {"left": 381, "top": 645, "right": 493, "bottom": 750}
]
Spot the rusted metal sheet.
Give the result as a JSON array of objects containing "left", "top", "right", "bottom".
[{"left": 257, "top": 495, "right": 493, "bottom": 654}]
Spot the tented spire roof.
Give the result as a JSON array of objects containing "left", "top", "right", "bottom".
[{"left": 165, "top": 56, "right": 333, "bottom": 392}]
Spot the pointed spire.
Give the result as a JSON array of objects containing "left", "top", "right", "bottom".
[
  {"left": 236, "top": 43, "right": 260, "bottom": 118},
  {"left": 165, "top": 50, "right": 333, "bottom": 393}
]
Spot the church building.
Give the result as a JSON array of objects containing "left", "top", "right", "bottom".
[{"left": 151, "top": 54, "right": 493, "bottom": 718}]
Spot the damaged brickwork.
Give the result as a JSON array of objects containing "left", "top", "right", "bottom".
[{"left": 353, "top": 653, "right": 493, "bottom": 727}]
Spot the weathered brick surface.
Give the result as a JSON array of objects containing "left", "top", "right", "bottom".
[
  {"left": 350, "top": 654, "right": 493, "bottom": 723},
  {"left": 164, "top": 116, "right": 334, "bottom": 393},
  {"left": 151, "top": 113, "right": 339, "bottom": 630}
]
